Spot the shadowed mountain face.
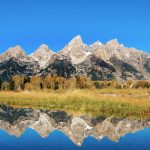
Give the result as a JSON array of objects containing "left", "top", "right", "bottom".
[
  {"left": 0, "top": 36, "right": 150, "bottom": 81},
  {"left": 110, "top": 56, "right": 144, "bottom": 80},
  {"left": 0, "top": 58, "right": 40, "bottom": 81},
  {"left": 0, "top": 105, "right": 150, "bottom": 146},
  {"left": 144, "top": 58, "right": 150, "bottom": 73},
  {"left": 41, "top": 55, "right": 76, "bottom": 78},
  {"left": 76, "top": 55, "right": 116, "bottom": 80}
]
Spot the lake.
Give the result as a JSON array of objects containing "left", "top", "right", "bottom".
[{"left": 0, "top": 105, "right": 150, "bottom": 150}]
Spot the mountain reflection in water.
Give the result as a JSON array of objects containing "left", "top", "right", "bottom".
[{"left": 0, "top": 105, "right": 150, "bottom": 150}]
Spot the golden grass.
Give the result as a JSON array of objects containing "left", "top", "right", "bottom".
[{"left": 0, "top": 88, "right": 150, "bottom": 118}]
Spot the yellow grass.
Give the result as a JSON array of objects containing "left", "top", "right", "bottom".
[{"left": 0, "top": 88, "right": 150, "bottom": 118}]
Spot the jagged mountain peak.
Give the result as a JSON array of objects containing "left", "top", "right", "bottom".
[
  {"left": 66, "top": 35, "right": 84, "bottom": 47},
  {"left": 71, "top": 35, "right": 82, "bottom": 41},
  {"left": 29, "top": 44, "right": 54, "bottom": 68},
  {"left": 61, "top": 35, "right": 84, "bottom": 47},
  {"left": 93, "top": 41, "right": 103, "bottom": 46},
  {"left": 33, "top": 44, "right": 54, "bottom": 53},
  {"left": 59, "top": 35, "right": 91, "bottom": 64},
  {"left": 6, "top": 45, "right": 25, "bottom": 55},
  {"left": 106, "top": 39, "right": 123, "bottom": 48},
  {"left": 89, "top": 41, "right": 103, "bottom": 50},
  {"left": 37, "top": 44, "right": 49, "bottom": 50},
  {"left": 106, "top": 39, "right": 119, "bottom": 44},
  {"left": 0, "top": 45, "right": 26, "bottom": 62}
]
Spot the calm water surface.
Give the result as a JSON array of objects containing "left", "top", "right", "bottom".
[
  {"left": 0, "top": 105, "right": 150, "bottom": 150},
  {"left": 0, "top": 128, "right": 150, "bottom": 150}
]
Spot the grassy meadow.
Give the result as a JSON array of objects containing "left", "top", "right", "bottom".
[{"left": 0, "top": 88, "right": 150, "bottom": 119}]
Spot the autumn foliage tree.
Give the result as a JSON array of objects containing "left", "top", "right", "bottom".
[
  {"left": 12, "top": 75, "right": 24, "bottom": 91},
  {"left": 1, "top": 81, "right": 9, "bottom": 90},
  {"left": 43, "top": 75, "right": 55, "bottom": 89},
  {"left": 135, "top": 80, "right": 150, "bottom": 88},
  {"left": 26, "top": 76, "right": 43, "bottom": 90},
  {"left": 75, "top": 76, "right": 89, "bottom": 89},
  {"left": 55, "top": 77, "right": 67, "bottom": 90},
  {"left": 43, "top": 75, "right": 70, "bottom": 90}
]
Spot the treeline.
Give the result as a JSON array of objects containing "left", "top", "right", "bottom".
[
  {"left": 93, "top": 80, "right": 150, "bottom": 89},
  {"left": 0, "top": 75, "right": 91, "bottom": 91},
  {"left": 0, "top": 75, "right": 150, "bottom": 91}
]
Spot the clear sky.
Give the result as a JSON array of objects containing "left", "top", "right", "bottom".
[{"left": 0, "top": 0, "right": 150, "bottom": 54}]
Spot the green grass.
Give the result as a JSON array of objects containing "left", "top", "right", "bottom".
[{"left": 0, "top": 89, "right": 150, "bottom": 119}]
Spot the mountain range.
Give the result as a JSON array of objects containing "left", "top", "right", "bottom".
[{"left": 0, "top": 35, "right": 150, "bottom": 81}]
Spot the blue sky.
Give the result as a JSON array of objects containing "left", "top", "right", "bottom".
[{"left": 0, "top": 0, "right": 150, "bottom": 54}]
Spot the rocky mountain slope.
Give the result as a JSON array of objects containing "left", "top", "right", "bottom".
[
  {"left": 0, "top": 105, "right": 150, "bottom": 146},
  {"left": 0, "top": 45, "right": 40, "bottom": 80},
  {"left": 0, "top": 35, "right": 150, "bottom": 81},
  {"left": 29, "top": 44, "right": 54, "bottom": 68},
  {"left": 59, "top": 35, "right": 92, "bottom": 64}
]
